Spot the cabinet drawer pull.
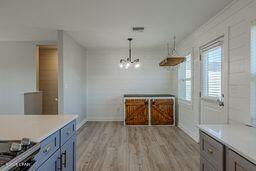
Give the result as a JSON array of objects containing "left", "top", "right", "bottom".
[
  {"left": 43, "top": 145, "right": 51, "bottom": 154},
  {"left": 207, "top": 148, "right": 213, "bottom": 154},
  {"left": 62, "top": 150, "right": 67, "bottom": 168},
  {"left": 56, "top": 156, "right": 62, "bottom": 171}
]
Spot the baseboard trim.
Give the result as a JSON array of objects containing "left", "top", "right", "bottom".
[
  {"left": 87, "top": 117, "right": 123, "bottom": 122},
  {"left": 76, "top": 118, "right": 88, "bottom": 131},
  {"left": 178, "top": 123, "right": 199, "bottom": 143}
]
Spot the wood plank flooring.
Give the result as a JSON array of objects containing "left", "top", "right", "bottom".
[{"left": 77, "top": 122, "right": 200, "bottom": 171}]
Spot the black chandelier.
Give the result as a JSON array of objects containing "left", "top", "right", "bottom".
[{"left": 119, "top": 38, "right": 140, "bottom": 69}]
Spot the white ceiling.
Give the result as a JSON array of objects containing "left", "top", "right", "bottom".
[{"left": 0, "top": 0, "right": 233, "bottom": 49}]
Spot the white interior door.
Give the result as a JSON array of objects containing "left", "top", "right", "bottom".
[{"left": 200, "top": 36, "right": 228, "bottom": 124}]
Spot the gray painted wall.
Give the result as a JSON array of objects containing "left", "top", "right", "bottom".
[
  {"left": 0, "top": 41, "right": 36, "bottom": 114},
  {"left": 58, "top": 31, "right": 88, "bottom": 124}
]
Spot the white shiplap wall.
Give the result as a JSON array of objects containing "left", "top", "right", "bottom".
[
  {"left": 175, "top": 0, "right": 256, "bottom": 141},
  {"left": 87, "top": 48, "right": 173, "bottom": 121}
]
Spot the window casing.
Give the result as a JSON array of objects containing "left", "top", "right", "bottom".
[
  {"left": 201, "top": 44, "right": 222, "bottom": 99},
  {"left": 251, "top": 23, "right": 256, "bottom": 126},
  {"left": 178, "top": 54, "right": 192, "bottom": 102}
]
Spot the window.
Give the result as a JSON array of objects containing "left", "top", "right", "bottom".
[
  {"left": 202, "top": 45, "right": 222, "bottom": 98},
  {"left": 251, "top": 23, "right": 256, "bottom": 126},
  {"left": 178, "top": 54, "right": 192, "bottom": 102}
]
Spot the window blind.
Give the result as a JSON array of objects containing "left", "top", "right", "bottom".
[
  {"left": 178, "top": 54, "right": 192, "bottom": 102},
  {"left": 251, "top": 24, "right": 256, "bottom": 126},
  {"left": 202, "top": 46, "right": 222, "bottom": 98}
]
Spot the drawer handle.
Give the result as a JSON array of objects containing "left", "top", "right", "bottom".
[
  {"left": 57, "top": 156, "right": 62, "bottom": 170},
  {"left": 207, "top": 148, "right": 213, "bottom": 154},
  {"left": 66, "top": 130, "right": 71, "bottom": 135},
  {"left": 62, "top": 150, "right": 67, "bottom": 168},
  {"left": 43, "top": 145, "right": 51, "bottom": 154}
]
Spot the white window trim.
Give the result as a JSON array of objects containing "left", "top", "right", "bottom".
[
  {"left": 178, "top": 49, "right": 194, "bottom": 108},
  {"left": 250, "top": 21, "right": 256, "bottom": 126}
]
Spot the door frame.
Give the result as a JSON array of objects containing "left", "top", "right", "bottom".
[
  {"left": 35, "top": 42, "right": 59, "bottom": 114},
  {"left": 35, "top": 42, "right": 57, "bottom": 90},
  {"left": 198, "top": 29, "right": 230, "bottom": 124}
]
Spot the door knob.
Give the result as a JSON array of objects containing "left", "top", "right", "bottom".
[
  {"left": 55, "top": 98, "right": 58, "bottom": 102},
  {"left": 217, "top": 94, "right": 224, "bottom": 107}
]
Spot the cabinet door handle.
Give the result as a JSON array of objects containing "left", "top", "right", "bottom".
[
  {"left": 56, "top": 157, "right": 62, "bottom": 171},
  {"left": 43, "top": 145, "right": 51, "bottom": 154},
  {"left": 62, "top": 150, "right": 67, "bottom": 168},
  {"left": 207, "top": 148, "right": 213, "bottom": 154}
]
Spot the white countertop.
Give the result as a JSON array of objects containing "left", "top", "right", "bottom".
[
  {"left": 0, "top": 115, "right": 77, "bottom": 142},
  {"left": 198, "top": 124, "right": 256, "bottom": 165}
]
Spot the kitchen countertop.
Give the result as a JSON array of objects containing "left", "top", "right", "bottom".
[
  {"left": 198, "top": 124, "right": 256, "bottom": 165},
  {"left": 123, "top": 94, "right": 175, "bottom": 98},
  {"left": 0, "top": 115, "right": 77, "bottom": 142}
]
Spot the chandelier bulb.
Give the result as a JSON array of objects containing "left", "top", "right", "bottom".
[
  {"left": 125, "top": 62, "right": 130, "bottom": 69},
  {"left": 135, "top": 63, "right": 140, "bottom": 69}
]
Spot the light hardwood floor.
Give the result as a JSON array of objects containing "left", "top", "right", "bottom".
[{"left": 77, "top": 122, "right": 200, "bottom": 171}]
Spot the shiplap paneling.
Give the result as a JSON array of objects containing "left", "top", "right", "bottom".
[
  {"left": 175, "top": 0, "right": 256, "bottom": 141},
  {"left": 229, "top": 84, "right": 250, "bottom": 98},
  {"left": 229, "top": 59, "right": 246, "bottom": 73},
  {"left": 87, "top": 49, "right": 173, "bottom": 121},
  {"left": 229, "top": 73, "right": 250, "bottom": 85},
  {"left": 230, "top": 45, "right": 249, "bottom": 61}
]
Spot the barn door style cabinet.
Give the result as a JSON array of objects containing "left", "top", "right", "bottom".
[{"left": 124, "top": 94, "right": 175, "bottom": 125}]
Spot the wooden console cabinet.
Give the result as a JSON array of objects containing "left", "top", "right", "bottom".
[{"left": 124, "top": 94, "right": 175, "bottom": 126}]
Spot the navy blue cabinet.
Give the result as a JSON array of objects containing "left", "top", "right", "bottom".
[
  {"left": 37, "top": 149, "right": 61, "bottom": 171},
  {"left": 35, "top": 131, "right": 60, "bottom": 167},
  {"left": 61, "top": 135, "right": 76, "bottom": 171},
  {"left": 61, "top": 120, "right": 76, "bottom": 145},
  {"left": 36, "top": 120, "right": 76, "bottom": 171}
]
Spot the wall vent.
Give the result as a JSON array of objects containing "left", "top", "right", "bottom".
[{"left": 132, "top": 27, "right": 144, "bottom": 32}]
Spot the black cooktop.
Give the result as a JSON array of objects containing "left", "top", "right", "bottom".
[{"left": 0, "top": 140, "right": 36, "bottom": 168}]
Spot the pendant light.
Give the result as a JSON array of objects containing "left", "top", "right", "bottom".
[
  {"left": 159, "top": 36, "right": 185, "bottom": 67},
  {"left": 119, "top": 38, "right": 140, "bottom": 69}
]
